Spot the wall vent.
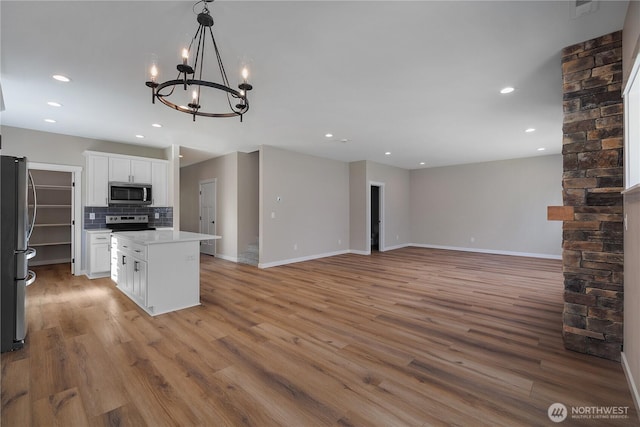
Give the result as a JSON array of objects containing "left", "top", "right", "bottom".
[{"left": 570, "top": 0, "right": 599, "bottom": 19}]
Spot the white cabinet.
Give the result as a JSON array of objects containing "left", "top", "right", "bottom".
[
  {"left": 110, "top": 232, "right": 210, "bottom": 316},
  {"left": 131, "top": 258, "right": 147, "bottom": 304},
  {"left": 84, "top": 151, "right": 170, "bottom": 207},
  {"left": 111, "top": 236, "right": 148, "bottom": 307},
  {"left": 109, "top": 157, "right": 152, "bottom": 184},
  {"left": 151, "top": 161, "right": 168, "bottom": 206},
  {"left": 86, "top": 230, "right": 111, "bottom": 278},
  {"left": 86, "top": 154, "right": 109, "bottom": 206}
]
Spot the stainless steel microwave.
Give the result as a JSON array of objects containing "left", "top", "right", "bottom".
[{"left": 108, "top": 182, "right": 152, "bottom": 205}]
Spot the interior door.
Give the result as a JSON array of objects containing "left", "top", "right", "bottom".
[{"left": 199, "top": 180, "right": 216, "bottom": 256}]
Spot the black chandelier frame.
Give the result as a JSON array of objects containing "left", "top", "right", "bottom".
[{"left": 145, "top": 0, "right": 253, "bottom": 121}]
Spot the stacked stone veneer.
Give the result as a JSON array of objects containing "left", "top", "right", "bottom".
[{"left": 561, "top": 31, "right": 624, "bottom": 361}]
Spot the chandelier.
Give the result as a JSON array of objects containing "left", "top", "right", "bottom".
[{"left": 145, "top": 0, "right": 253, "bottom": 121}]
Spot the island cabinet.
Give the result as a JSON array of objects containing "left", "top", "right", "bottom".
[{"left": 110, "top": 230, "right": 220, "bottom": 316}]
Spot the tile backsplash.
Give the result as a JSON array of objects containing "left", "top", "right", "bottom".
[{"left": 84, "top": 206, "right": 173, "bottom": 229}]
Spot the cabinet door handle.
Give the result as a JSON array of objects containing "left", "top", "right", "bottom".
[
  {"left": 122, "top": 255, "right": 126, "bottom": 265},
  {"left": 122, "top": 245, "right": 128, "bottom": 248},
  {"left": 134, "top": 261, "right": 139, "bottom": 272},
  {"left": 134, "top": 249, "right": 141, "bottom": 253}
]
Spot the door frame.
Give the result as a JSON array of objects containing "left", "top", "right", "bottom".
[
  {"left": 368, "top": 181, "right": 385, "bottom": 253},
  {"left": 27, "top": 162, "right": 82, "bottom": 275},
  {"left": 198, "top": 178, "right": 217, "bottom": 256}
]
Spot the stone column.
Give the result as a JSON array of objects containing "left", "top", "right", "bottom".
[{"left": 561, "top": 31, "right": 624, "bottom": 361}]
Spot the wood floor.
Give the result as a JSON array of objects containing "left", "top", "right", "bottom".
[{"left": 1, "top": 247, "right": 637, "bottom": 426}]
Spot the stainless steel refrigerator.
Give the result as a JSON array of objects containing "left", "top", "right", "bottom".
[{"left": 1, "top": 155, "right": 36, "bottom": 352}]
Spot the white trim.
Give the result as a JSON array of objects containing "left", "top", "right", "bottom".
[
  {"left": 383, "top": 243, "right": 411, "bottom": 251},
  {"left": 259, "top": 249, "right": 349, "bottom": 269},
  {"left": 624, "top": 52, "right": 640, "bottom": 189},
  {"left": 368, "top": 181, "right": 385, "bottom": 252},
  {"left": 27, "top": 162, "right": 83, "bottom": 275},
  {"left": 198, "top": 178, "right": 217, "bottom": 256},
  {"left": 622, "top": 352, "right": 640, "bottom": 417},
  {"left": 410, "top": 243, "right": 562, "bottom": 260},
  {"left": 215, "top": 253, "right": 238, "bottom": 263},
  {"left": 349, "top": 249, "right": 370, "bottom": 256}
]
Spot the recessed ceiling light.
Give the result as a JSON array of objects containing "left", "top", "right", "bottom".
[
  {"left": 47, "top": 101, "right": 62, "bottom": 107},
  {"left": 340, "top": 138, "right": 349, "bottom": 143},
  {"left": 385, "top": 152, "right": 391, "bottom": 156},
  {"left": 44, "top": 119, "right": 56, "bottom": 123},
  {"left": 420, "top": 162, "right": 425, "bottom": 165},
  {"left": 325, "top": 133, "right": 333, "bottom": 138},
  {"left": 52, "top": 74, "right": 70, "bottom": 82},
  {"left": 525, "top": 128, "right": 536, "bottom": 133},
  {"left": 179, "top": 154, "right": 184, "bottom": 158},
  {"left": 152, "top": 123, "right": 162, "bottom": 128},
  {"left": 537, "top": 147, "right": 546, "bottom": 151},
  {"left": 500, "top": 87, "right": 515, "bottom": 94},
  {"left": 135, "top": 134, "right": 145, "bottom": 139}
]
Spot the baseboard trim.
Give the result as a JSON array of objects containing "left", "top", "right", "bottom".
[
  {"left": 409, "top": 243, "right": 562, "bottom": 260},
  {"left": 259, "top": 249, "right": 350, "bottom": 269},
  {"left": 349, "top": 249, "right": 370, "bottom": 255},
  {"left": 382, "top": 243, "right": 411, "bottom": 252},
  {"left": 622, "top": 352, "right": 640, "bottom": 418},
  {"left": 214, "top": 253, "right": 239, "bottom": 263}
]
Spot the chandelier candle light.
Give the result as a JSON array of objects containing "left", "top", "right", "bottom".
[{"left": 145, "top": 0, "right": 253, "bottom": 122}]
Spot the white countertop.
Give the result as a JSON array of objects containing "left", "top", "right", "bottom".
[
  {"left": 85, "top": 229, "right": 112, "bottom": 234},
  {"left": 112, "top": 230, "right": 221, "bottom": 245}
]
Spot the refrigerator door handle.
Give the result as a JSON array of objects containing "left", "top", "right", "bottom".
[
  {"left": 26, "top": 247, "right": 36, "bottom": 260},
  {"left": 26, "top": 270, "right": 36, "bottom": 286},
  {"left": 27, "top": 171, "right": 37, "bottom": 242}
]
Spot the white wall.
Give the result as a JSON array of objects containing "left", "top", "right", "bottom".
[
  {"left": 349, "top": 161, "right": 367, "bottom": 253},
  {"left": 259, "top": 145, "right": 350, "bottom": 267},
  {"left": 180, "top": 153, "right": 239, "bottom": 260},
  {"left": 409, "top": 155, "right": 563, "bottom": 258}
]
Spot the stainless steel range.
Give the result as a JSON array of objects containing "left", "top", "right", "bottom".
[{"left": 105, "top": 215, "right": 155, "bottom": 232}]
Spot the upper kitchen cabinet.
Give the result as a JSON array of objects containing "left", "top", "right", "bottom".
[
  {"left": 84, "top": 151, "right": 170, "bottom": 207},
  {"left": 86, "top": 153, "right": 109, "bottom": 206},
  {"left": 109, "top": 157, "right": 152, "bottom": 184}
]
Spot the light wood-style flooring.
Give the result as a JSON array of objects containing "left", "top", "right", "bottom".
[{"left": 1, "top": 247, "right": 637, "bottom": 426}]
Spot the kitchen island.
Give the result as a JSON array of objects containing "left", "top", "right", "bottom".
[{"left": 111, "top": 230, "right": 221, "bottom": 316}]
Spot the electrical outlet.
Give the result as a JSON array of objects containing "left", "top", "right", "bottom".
[
  {"left": 155, "top": 212, "right": 160, "bottom": 219},
  {"left": 89, "top": 212, "right": 95, "bottom": 220},
  {"left": 338, "top": 239, "right": 342, "bottom": 245},
  {"left": 271, "top": 211, "right": 276, "bottom": 219},
  {"left": 293, "top": 243, "right": 298, "bottom": 251}
]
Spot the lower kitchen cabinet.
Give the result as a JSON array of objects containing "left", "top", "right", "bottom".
[{"left": 86, "top": 230, "right": 112, "bottom": 279}]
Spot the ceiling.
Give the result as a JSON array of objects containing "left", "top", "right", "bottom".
[{"left": 0, "top": 1, "right": 629, "bottom": 169}]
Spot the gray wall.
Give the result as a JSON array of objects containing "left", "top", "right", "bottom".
[
  {"left": 410, "top": 155, "right": 563, "bottom": 257},
  {"left": 260, "top": 145, "right": 350, "bottom": 267},
  {"left": 349, "top": 161, "right": 367, "bottom": 253},
  {"left": 180, "top": 153, "right": 239, "bottom": 260},
  {"left": 238, "top": 151, "right": 259, "bottom": 255},
  {"left": 1, "top": 125, "right": 168, "bottom": 207}
]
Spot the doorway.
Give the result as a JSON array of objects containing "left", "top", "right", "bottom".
[
  {"left": 370, "top": 182, "right": 384, "bottom": 252},
  {"left": 199, "top": 179, "right": 217, "bottom": 256},
  {"left": 26, "top": 162, "right": 82, "bottom": 275}
]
